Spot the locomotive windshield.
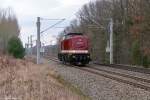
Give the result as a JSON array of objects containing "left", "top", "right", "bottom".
[
  {"left": 66, "top": 33, "right": 83, "bottom": 36},
  {"left": 62, "top": 33, "right": 83, "bottom": 40}
]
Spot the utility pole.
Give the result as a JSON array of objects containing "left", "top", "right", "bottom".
[
  {"left": 86, "top": 17, "right": 114, "bottom": 64},
  {"left": 110, "top": 18, "right": 113, "bottom": 64},
  {"left": 25, "top": 43, "right": 28, "bottom": 54},
  {"left": 28, "top": 36, "right": 30, "bottom": 46},
  {"left": 36, "top": 17, "right": 41, "bottom": 64},
  {"left": 30, "top": 35, "right": 33, "bottom": 55},
  {"left": 27, "top": 36, "right": 30, "bottom": 55}
]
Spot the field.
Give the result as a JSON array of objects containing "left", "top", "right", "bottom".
[{"left": 0, "top": 55, "right": 89, "bottom": 100}]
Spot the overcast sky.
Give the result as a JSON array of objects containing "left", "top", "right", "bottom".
[{"left": 0, "top": 0, "right": 93, "bottom": 46}]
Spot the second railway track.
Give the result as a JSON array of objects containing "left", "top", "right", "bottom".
[
  {"left": 94, "top": 63, "right": 150, "bottom": 74},
  {"left": 81, "top": 67, "right": 150, "bottom": 91},
  {"left": 44, "top": 56, "right": 150, "bottom": 92}
]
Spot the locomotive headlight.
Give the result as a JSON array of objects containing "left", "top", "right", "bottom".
[
  {"left": 69, "top": 54, "right": 72, "bottom": 56},
  {"left": 72, "top": 56, "right": 76, "bottom": 58}
]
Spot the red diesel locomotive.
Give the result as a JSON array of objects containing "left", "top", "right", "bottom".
[{"left": 58, "top": 33, "right": 91, "bottom": 65}]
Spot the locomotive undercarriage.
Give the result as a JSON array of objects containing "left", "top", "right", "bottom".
[{"left": 58, "top": 53, "right": 91, "bottom": 65}]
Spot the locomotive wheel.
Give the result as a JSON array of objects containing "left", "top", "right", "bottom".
[
  {"left": 62, "top": 56, "right": 66, "bottom": 64},
  {"left": 78, "top": 62, "right": 86, "bottom": 66},
  {"left": 71, "top": 62, "right": 85, "bottom": 66}
]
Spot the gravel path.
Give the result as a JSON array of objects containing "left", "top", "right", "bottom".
[{"left": 47, "top": 60, "right": 150, "bottom": 100}]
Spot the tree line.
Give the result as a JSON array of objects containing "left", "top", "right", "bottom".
[
  {"left": 0, "top": 8, "right": 24, "bottom": 58},
  {"left": 59, "top": 0, "right": 150, "bottom": 67}
]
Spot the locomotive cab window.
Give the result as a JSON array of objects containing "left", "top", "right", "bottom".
[
  {"left": 65, "top": 35, "right": 71, "bottom": 39},
  {"left": 62, "top": 36, "right": 66, "bottom": 40},
  {"left": 62, "top": 35, "right": 72, "bottom": 40}
]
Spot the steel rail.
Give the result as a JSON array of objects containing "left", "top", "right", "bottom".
[
  {"left": 88, "top": 66, "right": 150, "bottom": 83},
  {"left": 79, "top": 67, "right": 150, "bottom": 92},
  {"left": 94, "top": 63, "right": 150, "bottom": 74}
]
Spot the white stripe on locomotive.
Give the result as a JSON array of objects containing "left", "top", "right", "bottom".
[{"left": 61, "top": 50, "right": 88, "bottom": 54}]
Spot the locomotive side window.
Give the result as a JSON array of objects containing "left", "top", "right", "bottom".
[
  {"left": 65, "top": 35, "right": 71, "bottom": 39},
  {"left": 62, "top": 35, "right": 71, "bottom": 40},
  {"left": 62, "top": 36, "right": 66, "bottom": 40}
]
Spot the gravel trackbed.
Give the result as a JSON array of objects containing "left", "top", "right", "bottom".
[{"left": 47, "top": 60, "right": 150, "bottom": 100}]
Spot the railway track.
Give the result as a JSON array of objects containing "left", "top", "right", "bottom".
[
  {"left": 94, "top": 63, "right": 150, "bottom": 74},
  {"left": 81, "top": 67, "right": 150, "bottom": 91},
  {"left": 44, "top": 56, "right": 150, "bottom": 92}
]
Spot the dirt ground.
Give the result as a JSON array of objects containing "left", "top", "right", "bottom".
[{"left": 0, "top": 56, "right": 88, "bottom": 100}]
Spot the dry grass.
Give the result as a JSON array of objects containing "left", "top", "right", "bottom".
[{"left": 0, "top": 56, "right": 90, "bottom": 100}]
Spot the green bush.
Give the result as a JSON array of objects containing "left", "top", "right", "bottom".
[
  {"left": 142, "top": 55, "right": 149, "bottom": 68},
  {"left": 7, "top": 36, "right": 25, "bottom": 59},
  {"left": 131, "top": 40, "right": 150, "bottom": 68},
  {"left": 131, "top": 40, "right": 142, "bottom": 65}
]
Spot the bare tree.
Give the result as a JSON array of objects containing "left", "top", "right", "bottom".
[{"left": 0, "top": 8, "right": 20, "bottom": 53}]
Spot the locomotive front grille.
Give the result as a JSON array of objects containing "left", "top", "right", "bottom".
[{"left": 71, "top": 54, "right": 90, "bottom": 63}]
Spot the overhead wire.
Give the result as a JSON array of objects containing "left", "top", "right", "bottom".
[
  {"left": 40, "top": 17, "right": 65, "bottom": 21},
  {"left": 40, "top": 12, "right": 77, "bottom": 45},
  {"left": 40, "top": 18, "right": 65, "bottom": 34}
]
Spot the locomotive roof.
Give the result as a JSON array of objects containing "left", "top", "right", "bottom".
[{"left": 65, "top": 33, "right": 83, "bottom": 36}]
